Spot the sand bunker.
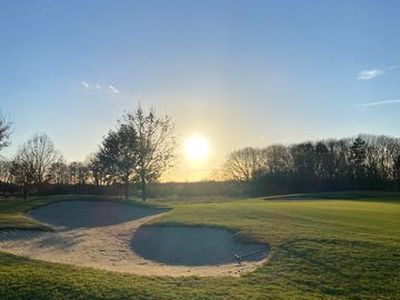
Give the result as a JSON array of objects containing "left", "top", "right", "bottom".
[
  {"left": 0, "top": 200, "right": 269, "bottom": 277},
  {"left": 28, "top": 200, "right": 165, "bottom": 229},
  {"left": 132, "top": 226, "right": 268, "bottom": 266}
]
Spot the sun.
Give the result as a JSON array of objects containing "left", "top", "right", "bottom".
[{"left": 185, "top": 135, "right": 210, "bottom": 161}]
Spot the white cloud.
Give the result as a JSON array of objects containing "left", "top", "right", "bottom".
[
  {"left": 357, "top": 69, "right": 384, "bottom": 80},
  {"left": 354, "top": 99, "right": 400, "bottom": 107},
  {"left": 81, "top": 81, "right": 121, "bottom": 95},
  {"left": 81, "top": 81, "right": 91, "bottom": 88},
  {"left": 108, "top": 84, "right": 120, "bottom": 94}
]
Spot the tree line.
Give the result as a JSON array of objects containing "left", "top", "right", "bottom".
[
  {"left": 0, "top": 106, "right": 176, "bottom": 200},
  {"left": 222, "top": 135, "right": 400, "bottom": 195},
  {"left": 2, "top": 106, "right": 400, "bottom": 199}
]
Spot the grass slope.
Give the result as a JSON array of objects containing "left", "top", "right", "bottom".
[{"left": 0, "top": 193, "right": 399, "bottom": 299}]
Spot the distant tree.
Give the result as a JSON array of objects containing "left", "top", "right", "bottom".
[
  {"left": 97, "top": 122, "right": 138, "bottom": 199},
  {"left": 329, "top": 138, "right": 352, "bottom": 186},
  {"left": 123, "top": 106, "right": 176, "bottom": 201},
  {"left": 0, "top": 113, "right": 12, "bottom": 152},
  {"left": 223, "top": 147, "right": 268, "bottom": 182},
  {"left": 264, "top": 145, "right": 292, "bottom": 175},
  {"left": 0, "top": 159, "right": 12, "bottom": 184},
  {"left": 47, "top": 160, "right": 68, "bottom": 185},
  {"left": 10, "top": 134, "right": 61, "bottom": 199},
  {"left": 349, "top": 136, "right": 367, "bottom": 184},
  {"left": 221, "top": 134, "right": 400, "bottom": 195},
  {"left": 314, "top": 142, "right": 331, "bottom": 181},
  {"left": 393, "top": 155, "right": 400, "bottom": 191},
  {"left": 290, "top": 142, "right": 317, "bottom": 189},
  {"left": 67, "top": 161, "right": 90, "bottom": 185},
  {"left": 0, "top": 159, "right": 13, "bottom": 196},
  {"left": 88, "top": 154, "right": 109, "bottom": 186},
  {"left": 362, "top": 135, "right": 393, "bottom": 188},
  {"left": 388, "top": 139, "right": 400, "bottom": 191}
]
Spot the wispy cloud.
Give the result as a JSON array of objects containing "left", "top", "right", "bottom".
[
  {"left": 81, "top": 81, "right": 91, "bottom": 88},
  {"left": 357, "top": 69, "right": 384, "bottom": 80},
  {"left": 354, "top": 99, "right": 400, "bottom": 107},
  {"left": 108, "top": 84, "right": 120, "bottom": 94},
  {"left": 80, "top": 81, "right": 121, "bottom": 94}
]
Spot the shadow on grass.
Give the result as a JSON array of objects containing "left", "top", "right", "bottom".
[
  {"left": 265, "top": 238, "right": 400, "bottom": 298},
  {"left": 264, "top": 191, "right": 400, "bottom": 202}
]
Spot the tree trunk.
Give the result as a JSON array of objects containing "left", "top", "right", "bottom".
[
  {"left": 124, "top": 175, "right": 129, "bottom": 199},
  {"left": 397, "top": 172, "right": 400, "bottom": 192},
  {"left": 141, "top": 176, "right": 147, "bottom": 201}
]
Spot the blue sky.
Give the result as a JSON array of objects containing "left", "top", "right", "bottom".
[{"left": 1, "top": 0, "right": 400, "bottom": 180}]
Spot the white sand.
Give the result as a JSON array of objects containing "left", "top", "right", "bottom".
[{"left": 0, "top": 201, "right": 267, "bottom": 277}]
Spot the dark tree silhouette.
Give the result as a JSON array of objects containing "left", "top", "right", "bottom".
[
  {"left": 123, "top": 106, "right": 176, "bottom": 201},
  {"left": 97, "top": 123, "right": 138, "bottom": 199},
  {"left": 47, "top": 160, "right": 68, "bottom": 185},
  {"left": 10, "top": 134, "right": 61, "bottom": 199},
  {"left": 349, "top": 136, "right": 367, "bottom": 186},
  {"left": 222, "top": 134, "right": 400, "bottom": 195},
  {"left": 223, "top": 147, "right": 268, "bottom": 182},
  {"left": 0, "top": 113, "right": 12, "bottom": 152}
]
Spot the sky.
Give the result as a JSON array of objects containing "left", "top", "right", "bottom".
[{"left": 1, "top": 0, "right": 400, "bottom": 181}]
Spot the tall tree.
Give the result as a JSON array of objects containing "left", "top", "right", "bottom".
[
  {"left": 349, "top": 136, "right": 367, "bottom": 184},
  {"left": 223, "top": 147, "right": 268, "bottom": 182},
  {"left": 67, "top": 162, "right": 90, "bottom": 185},
  {"left": 88, "top": 153, "right": 110, "bottom": 186},
  {"left": 393, "top": 154, "right": 400, "bottom": 191},
  {"left": 97, "top": 123, "right": 138, "bottom": 199},
  {"left": 264, "top": 145, "right": 292, "bottom": 175},
  {"left": 0, "top": 160, "right": 12, "bottom": 184},
  {"left": 10, "top": 134, "right": 61, "bottom": 199},
  {"left": 47, "top": 160, "right": 68, "bottom": 185},
  {"left": 389, "top": 139, "right": 400, "bottom": 191},
  {"left": 290, "top": 142, "right": 316, "bottom": 189},
  {"left": 123, "top": 106, "right": 176, "bottom": 201}
]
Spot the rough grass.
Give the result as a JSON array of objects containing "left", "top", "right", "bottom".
[{"left": 0, "top": 193, "right": 399, "bottom": 299}]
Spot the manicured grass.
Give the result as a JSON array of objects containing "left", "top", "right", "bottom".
[{"left": 0, "top": 193, "right": 399, "bottom": 299}]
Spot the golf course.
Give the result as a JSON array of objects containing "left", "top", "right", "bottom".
[
  {"left": 0, "top": 192, "right": 399, "bottom": 299},
  {"left": 2, "top": 1, "right": 400, "bottom": 299}
]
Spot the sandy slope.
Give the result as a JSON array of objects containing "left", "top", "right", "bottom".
[{"left": 0, "top": 201, "right": 267, "bottom": 277}]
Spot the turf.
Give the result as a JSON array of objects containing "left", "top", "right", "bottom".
[{"left": 0, "top": 193, "right": 399, "bottom": 299}]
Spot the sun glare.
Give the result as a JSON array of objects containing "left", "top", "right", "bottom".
[{"left": 185, "top": 135, "right": 210, "bottom": 161}]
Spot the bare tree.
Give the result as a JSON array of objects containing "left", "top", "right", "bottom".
[
  {"left": 11, "top": 134, "right": 61, "bottom": 199},
  {"left": 223, "top": 147, "right": 268, "bottom": 182},
  {"left": 264, "top": 145, "right": 293, "bottom": 175},
  {"left": 67, "top": 161, "right": 90, "bottom": 185},
  {"left": 387, "top": 138, "right": 400, "bottom": 190},
  {"left": 123, "top": 106, "right": 176, "bottom": 201},
  {"left": 47, "top": 160, "right": 68, "bottom": 185},
  {"left": 0, "top": 160, "right": 11, "bottom": 182},
  {"left": 0, "top": 113, "right": 12, "bottom": 152}
]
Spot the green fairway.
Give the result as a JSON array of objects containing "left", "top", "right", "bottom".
[{"left": 0, "top": 193, "right": 399, "bottom": 299}]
